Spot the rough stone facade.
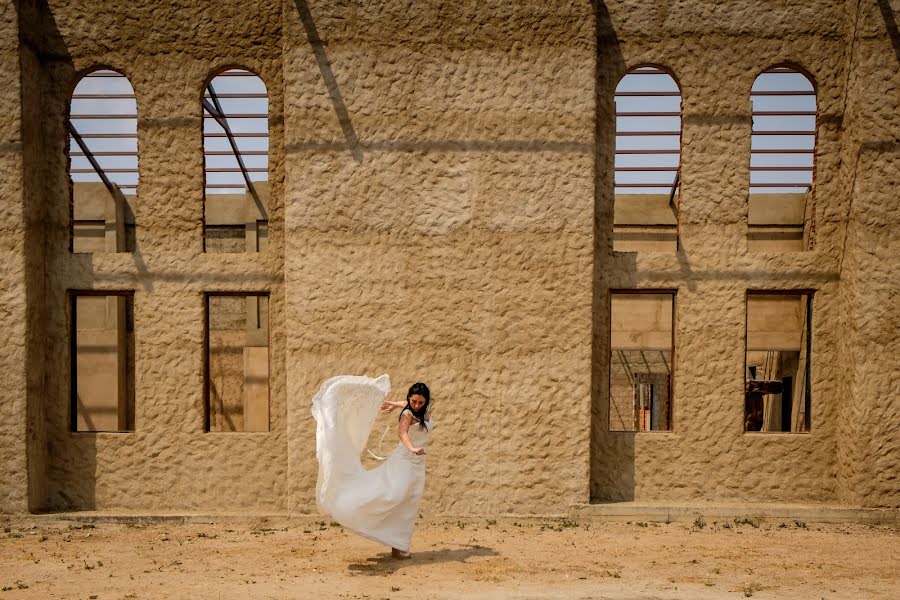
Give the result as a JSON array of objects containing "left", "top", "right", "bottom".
[{"left": 1, "top": 0, "right": 897, "bottom": 515}]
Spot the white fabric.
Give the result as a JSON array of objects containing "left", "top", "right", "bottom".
[{"left": 311, "top": 374, "right": 432, "bottom": 552}]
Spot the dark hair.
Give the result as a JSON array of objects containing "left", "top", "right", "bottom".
[{"left": 402, "top": 382, "right": 430, "bottom": 430}]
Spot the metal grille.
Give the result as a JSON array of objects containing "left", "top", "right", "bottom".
[
  {"left": 750, "top": 67, "right": 816, "bottom": 194},
  {"left": 68, "top": 70, "right": 138, "bottom": 195},
  {"left": 203, "top": 69, "right": 269, "bottom": 195},
  {"left": 614, "top": 66, "right": 681, "bottom": 200}
]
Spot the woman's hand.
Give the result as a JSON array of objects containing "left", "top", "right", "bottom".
[
  {"left": 380, "top": 400, "right": 403, "bottom": 412},
  {"left": 410, "top": 447, "right": 426, "bottom": 456}
]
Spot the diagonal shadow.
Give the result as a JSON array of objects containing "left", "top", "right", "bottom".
[
  {"left": 347, "top": 544, "right": 498, "bottom": 575},
  {"left": 876, "top": 0, "right": 900, "bottom": 64},
  {"left": 292, "top": 0, "right": 364, "bottom": 163}
]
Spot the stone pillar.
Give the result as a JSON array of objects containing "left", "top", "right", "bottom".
[
  {"left": 836, "top": 1, "right": 900, "bottom": 508},
  {"left": 0, "top": 0, "right": 29, "bottom": 514}
]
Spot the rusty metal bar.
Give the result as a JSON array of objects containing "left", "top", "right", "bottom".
[
  {"left": 203, "top": 132, "right": 269, "bottom": 138},
  {"left": 72, "top": 151, "right": 137, "bottom": 157},
  {"left": 72, "top": 94, "right": 136, "bottom": 99},
  {"left": 749, "top": 166, "right": 812, "bottom": 172},
  {"left": 616, "top": 131, "right": 681, "bottom": 136},
  {"left": 206, "top": 150, "right": 268, "bottom": 156},
  {"left": 751, "top": 149, "right": 814, "bottom": 154},
  {"left": 71, "top": 168, "right": 137, "bottom": 173},
  {"left": 202, "top": 113, "right": 269, "bottom": 119},
  {"left": 615, "top": 91, "right": 681, "bottom": 97},
  {"left": 67, "top": 122, "right": 118, "bottom": 196},
  {"left": 750, "top": 183, "right": 812, "bottom": 188},
  {"left": 203, "top": 93, "right": 268, "bottom": 99},
  {"left": 616, "top": 111, "right": 681, "bottom": 117},
  {"left": 72, "top": 133, "right": 137, "bottom": 139},
  {"left": 753, "top": 111, "right": 817, "bottom": 116},
  {"left": 615, "top": 167, "right": 679, "bottom": 172},
  {"left": 614, "top": 183, "right": 678, "bottom": 188},
  {"left": 751, "top": 91, "right": 815, "bottom": 96},
  {"left": 668, "top": 170, "right": 680, "bottom": 210},
  {"left": 205, "top": 168, "right": 267, "bottom": 173},
  {"left": 751, "top": 130, "right": 815, "bottom": 135},
  {"left": 615, "top": 149, "right": 680, "bottom": 154},
  {"left": 70, "top": 114, "right": 138, "bottom": 119}
]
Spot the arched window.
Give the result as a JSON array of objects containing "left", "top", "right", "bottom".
[
  {"left": 613, "top": 66, "right": 681, "bottom": 252},
  {"left": 68, "top": 69, "right": 137, "bottom": 253},
  {"left": 202, "top": 68, "right": 269, "bottom": 253},
  {"left": 748, "top": 66, "right": 817, "bottom": 251}
]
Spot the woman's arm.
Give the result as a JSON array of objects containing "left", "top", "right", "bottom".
[
  {"left": 398, "top": 413, "right": 425, "bottom": 455},
  {"left": 379, "top": 400, "right": 406, "bottom": 412}
]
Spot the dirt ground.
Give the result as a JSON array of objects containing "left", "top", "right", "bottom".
[{"left": 0, "top": 516, "right": 897, "bottom": 599}]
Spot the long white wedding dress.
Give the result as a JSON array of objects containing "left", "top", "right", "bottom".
[{"left": 311, "top": 374, "right": 432, "bottom": 552}]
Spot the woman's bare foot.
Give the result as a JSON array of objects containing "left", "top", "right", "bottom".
[{"left": 391, "top": 547, "right": 411, "bottom": 559}]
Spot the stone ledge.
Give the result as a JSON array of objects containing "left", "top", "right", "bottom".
[
  {"left": 573, "top": 502, "right": 900, "bottom": 525},
  {"left": 4, "top": 503, "right": 898, "bottom": 526}
]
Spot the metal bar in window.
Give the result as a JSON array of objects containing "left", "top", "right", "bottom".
[
  {"left": 203, "top": 132, "right": 269, "bottom": 138},
  {"left": 70, "top": 114, "right": 138, "bottom": 119},
  {"left": 202, "top": 114, "right": 269, "bottom": 119},
  {"left": 614, "top": 183, "right": 679, "bottom": 188},
  {"left": 752, "top": 111, "right": 817, "bottom": 116},
  {"left": 615, "top": 91, "right": 681, "bottom": 97},
  {"left": 72, "top": 152, "right": 138, "bottom": 157},
  {"left": 750, "top": 91, "right": 815, "bottom": 96},
  {"left": 751, "top": 149, "right": 814, "bottom": 154},
  {"left": 615, "top": 167, "right": 679, "bottom": 172},
  {"left": 72, "top": 94, "right": 136, "bottom": 99},
  {"left": 71, "top": 168, "right": 138, "bottom": 173},
  {"left": 205, "top": 168, "right": 268, "bottom": 173},
  {"left": 206, "top": 150, "right": 268, "bottom": 156},
  {"left": 73, "top": 133, "right": 137, "bottom": 139},
  {"left": 615, "top": 131, "right": 681, "bottom": 136},
  {"left": 749, "top": 166, "right": 812, "bottom": 172},
  {"left": 203, "top": 93, "right": 268, "bottom": 99},
  {"left": 750, "top": 183, "right": 814, "bottom": 188},
  {"left": 67, "top": 122, "right": 117, "bottom": 197},
  {"left": 615, "top": 112, "right": 681, "bottom": 117}
]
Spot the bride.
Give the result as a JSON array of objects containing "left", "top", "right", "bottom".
[{"left": 311, "top": 375, "right": 433, "bottom": 558}]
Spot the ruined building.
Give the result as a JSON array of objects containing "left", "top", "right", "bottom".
[{"left": 1, "top": 1, "right": 898, "bottom": 516}]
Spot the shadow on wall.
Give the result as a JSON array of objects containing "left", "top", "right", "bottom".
[
  {"left": 17, "top": 0, "right": 102, "bottom": 512},
  {"left": 875, "top": 0, "right": 900, "bottom": 64},
  {"left": 590, "top": 1, "right": 637, "bottom": 502}
]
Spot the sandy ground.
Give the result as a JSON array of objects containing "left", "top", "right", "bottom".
[{"left": 0, "top": 516, "right": 897, "bottom": 599}]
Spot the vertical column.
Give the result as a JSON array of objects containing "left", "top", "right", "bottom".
[{"left": 0, "top": 0, "right": 29, "bottom": 513}]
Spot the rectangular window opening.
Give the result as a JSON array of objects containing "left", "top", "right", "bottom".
[
  {"left": 745, "top": 292, "right": 812, "bottom": 433},
  {"left": 609, "top": 291, "right": 674, "bottom": 432},
  {"left": 205, "top": 292, "right": 270, "bottom": 432},
  {"left": 70, "top": 292, "right": 135, "bottom": 432}
]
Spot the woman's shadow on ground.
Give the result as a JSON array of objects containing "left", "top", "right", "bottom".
[{"left": 348, "top": 544, "right": 497, "bottom": 575}]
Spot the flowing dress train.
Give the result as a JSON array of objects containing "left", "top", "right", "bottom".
[{"left": 311, "top": 374, "right": 432, "bottom": 552}]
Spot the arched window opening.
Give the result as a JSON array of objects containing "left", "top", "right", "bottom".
[
  {"left": 202, "top": 68, "right": 269, "bottom": 253},
  {"left": 613, "top": 66, "right": 681, "bottom": 252},
  {"left": 69, "top": 69, "right": 137, "bottom": 253},
  {"left": 748, "top": 66, "right": 817, "bottom": 251}
]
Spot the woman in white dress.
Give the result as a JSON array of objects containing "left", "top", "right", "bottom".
[{"left": 311, "top": 375, "right": 433, "bottom": 558}]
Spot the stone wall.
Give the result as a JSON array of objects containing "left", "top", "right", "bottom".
[
  {"left": 835, "top": 0, "right": 900, "bottom": 508},
  {"left": 2, "top": 0, "right": 897, "bottom": 514}
]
